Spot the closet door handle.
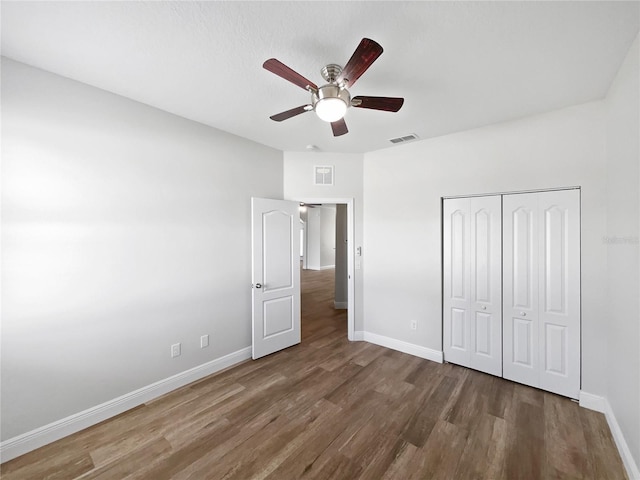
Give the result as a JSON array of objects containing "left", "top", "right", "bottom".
[
  {"left": 481, "top": 306, "right": 487, "bottom": 310},
  {"left": 520, "top": 312, "right": 526, "bottom": 316}
]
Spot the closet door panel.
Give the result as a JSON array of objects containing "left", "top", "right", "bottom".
[
  {"left": 539, "top": 190, "right": 580, "bottom": 398},
  {"left": 451, "top": 308, "right": 467, "bottom": 350},
  {"left": 503, "top": 189, "right": 580, "bottom": 398},
  {"left": 444, "top": 196, "right": 501, "bottom": 376},
  {"left": 513, "top": 317, "right": 534, "bottom": 366},
  {"left": 469, "top": 196, "right": 502, "bottom": 376},
  {"left": 512, "top": 206, "right": 537, "bottom": 311},
  {"left": 443, "top": 198, "right": 471, "bottom": 367},
  {"left": 503, "top": 193, "right": 540, "bottom": 388}
]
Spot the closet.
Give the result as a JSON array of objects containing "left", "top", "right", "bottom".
[{"left": 443, "top": 189, "right": 580, "bottom": 399}]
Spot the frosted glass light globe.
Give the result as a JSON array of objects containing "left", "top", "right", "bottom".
[{"left": 315, "top": 97, "right": 347, "bottom": 122}]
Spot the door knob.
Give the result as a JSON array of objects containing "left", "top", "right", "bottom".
[
  {"left": 481, "top": 306, "right": 487, "bottom": 310},
  {"left": 255, "top": 283, "right": 262, "bottom": 289},
  {"left": 521, "top": 312, "right": 526, "bottom": 316}
]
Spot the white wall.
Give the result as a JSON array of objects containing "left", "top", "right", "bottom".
[
  {"left": 305, "top": 207, "right": 321, "bottom": 270},
  {"left": 335, "top": 204, "right": 348, "bottom": 306},
  {"left": 304, "top": 205, "right": 336, "bottom": 270},
  {"left": 319, "top": 205, "right": 336, "bottom": 268},
  {"left": 283, "top": 152, "right": 364, "bottom": 330},
  {"left": 605, "top": 34, "right": 640, "bottom": 469},
  {"left": 364, "top": 101, "right": 608, "bottom": 396},
  {"left": 1, "top": 59, "right": 283, "bottom": 441}
]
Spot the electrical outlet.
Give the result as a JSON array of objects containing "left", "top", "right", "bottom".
[
  {"left": 200, "top": 334, "right": 209, "bottom": 348},
  {"left": 171, "top": 343, "right": 181, "bottom": 358},
  {"left": 410, "top": 320, "right": 417, "bottom": 331}
]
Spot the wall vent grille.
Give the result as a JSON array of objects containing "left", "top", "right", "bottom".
[
  {"left": 389, "top": 133, "right": 419, "bottom": 144},
  {"left": 314, "top": 165, "right": 334, "bottom": 186}
]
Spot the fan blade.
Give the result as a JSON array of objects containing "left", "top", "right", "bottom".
[
  {"left": 352, "top": 96, "right": 404, "bottom": 112},
  {"left": 338, "top": 38, "right": 383, "bottom": 87},
  {"left": 270, "top": 105, "right": 312, "bottom": 122},
  {"left": 331, "top": 118, "right": 348, "bottom": 137},
  {"left": 263, "top": 58, "right": 318, "bottom": 91}
]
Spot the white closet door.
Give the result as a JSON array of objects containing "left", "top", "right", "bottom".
[
  {"left": 469, "top": 196, "right": 502, "bottom": 376},
  {"left": 503, "top": 193, "right": 540, "bottom": 387},
  {"left": 443, "top": 198, "right": 471, "bottom": 368},
  {"left": 444, "top": 196, "right": 501, "bottom": 376},
  {"left": 538, "top": 190, "right": 580, "bottom": 397},
  {"left": 503, "top": 190, "right": 580, "bottom": 398}
]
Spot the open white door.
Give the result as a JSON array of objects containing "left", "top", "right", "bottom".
[{"left": 251, "top": 197, "right": 301, "bottom": 360}]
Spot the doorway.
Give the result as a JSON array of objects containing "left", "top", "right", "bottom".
[{"left": 294, "top": 198, "right": 355, "bottom": 341}]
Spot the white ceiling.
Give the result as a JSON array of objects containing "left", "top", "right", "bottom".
[{"left": 2, "top": 1, "right": 638, "bottom": 154}]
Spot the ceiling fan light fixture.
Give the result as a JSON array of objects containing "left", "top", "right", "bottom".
[
  {"left": 313, "top": 84, "right": 350, "bottom": 123},
  {"left": 315, "top": 97, "right": 348, "bottom": 122}
]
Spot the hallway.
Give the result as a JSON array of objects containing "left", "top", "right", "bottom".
[{"left": 301, "top": 267, "right": 346, "bottom": 344}]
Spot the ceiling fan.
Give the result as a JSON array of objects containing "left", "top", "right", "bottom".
[{"left": 263, "top": 38, "right": 404, "bottom": 137}]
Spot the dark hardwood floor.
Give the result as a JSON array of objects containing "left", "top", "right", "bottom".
[{"left": 1, "top": 267, "right": 628, "bottom": 479}]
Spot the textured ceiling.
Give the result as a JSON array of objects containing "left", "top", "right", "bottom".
[{"left": 2, "top": 1, "right": 639, "bottom": 154}]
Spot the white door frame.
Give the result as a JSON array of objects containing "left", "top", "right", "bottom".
[{"left": 292, "top": 197, "right": 356, "bottom": 341}]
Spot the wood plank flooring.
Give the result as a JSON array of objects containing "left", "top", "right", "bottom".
[{"left": 1, "top": 267, "right": 628, "bottom": 479}]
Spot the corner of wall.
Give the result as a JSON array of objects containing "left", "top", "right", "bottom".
[{"left": 580, "top": 391, "right": 640, "bottom": 480}]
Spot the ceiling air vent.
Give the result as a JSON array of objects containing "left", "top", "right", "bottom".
[
  {"left": 389, "top": 133, "right": 419, "bottom": 144},
  {"left": 314, "top": 165, "right": 334, "bottom": 186}
]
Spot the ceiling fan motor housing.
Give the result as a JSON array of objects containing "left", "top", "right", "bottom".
[
  {"left": 313, "top": 84, "right": 350, "bottom": 106},
  {"left": 320, "top": 63, "right": 343, "bottom": 83}
]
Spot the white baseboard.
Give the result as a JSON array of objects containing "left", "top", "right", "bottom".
[
  {"left": 579, "top": 391, "right": 640, "bottom": 480},
  {"left": 579, "top": 390, "right": 606, "bottom": 413},
  {"left": 319, "top": 265, "right": 335, "bottom": 271},
  {"left": 334, "top": 301, "right": 348, "bottom": 309},
  {"left": 0, "top": 346, "right": 252, "bottom": 463},
  {"left": 353, "top": 330, "right": 365, "bottom": 341},
  {"left": 603, "top": 397, "right": 640, "bottom": 480},
  {"left": 362, "top": 332, "right": 443, "bottom": 363}
]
